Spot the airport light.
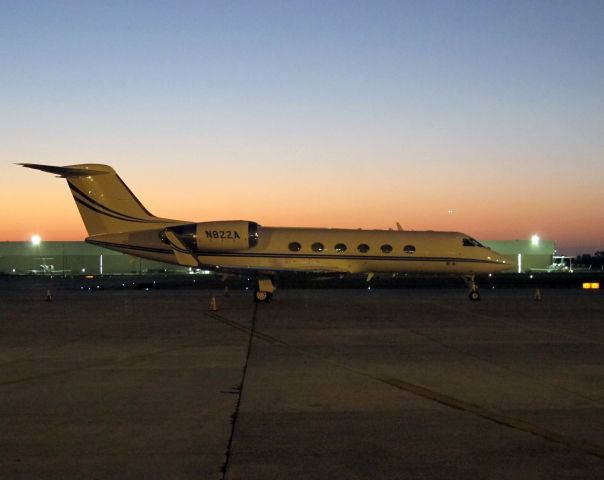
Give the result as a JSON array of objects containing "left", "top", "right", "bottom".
[
  {"left": 531, "top": 234, "right": 540, "bottom": 246},
  {"left": 31, "top": 235, "right": 41, "bottom": 246}
]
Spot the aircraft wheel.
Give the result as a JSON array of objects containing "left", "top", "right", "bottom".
[
  {"left": 254, "top": 290, "right": 272, "bottom": 303},
  {"left": 469, "top": 290, "right": 480, "bottom": 301}
]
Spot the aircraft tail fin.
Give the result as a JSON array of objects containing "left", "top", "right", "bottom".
[{"left": 20, "top": 163, "right": 180, "bottom": 236}]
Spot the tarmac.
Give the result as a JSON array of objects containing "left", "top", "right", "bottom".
[{"left": 1, "top": 276, "right": 603, "bottom": 479}]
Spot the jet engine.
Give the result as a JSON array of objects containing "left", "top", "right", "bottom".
[{"left": 162, "top": 221, "right": 259, "bottom": 252}]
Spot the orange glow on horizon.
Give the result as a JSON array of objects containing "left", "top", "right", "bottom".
[
  {"left": 3, "top": 157, "right": 603, "bottom": 256},
  {"left": 3, "top": 182, "right": 602, "bottom": 256}
]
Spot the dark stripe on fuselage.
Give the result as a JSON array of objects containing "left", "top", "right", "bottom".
[
  {"left": 69, "top": 183, "right": 157, "bottom": 223},
  {"left": 72, "top": 193, "right": 161, "bottom": 224},
  {"left": 74, "top": 197, "right": 157, "bottom": 224},
  {"left": 85, "top": 240, "right": 501, "bottom": 266},
  {"left": 200, "top": 251, "right": 497, "bottom": 265}
]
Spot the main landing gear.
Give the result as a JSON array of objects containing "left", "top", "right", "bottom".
[
  {"left": 463, "top": 275, "right": 480, "bottom": 301},
  {"left": 254, "top": 277, "right": 276, "bottom": 303}
]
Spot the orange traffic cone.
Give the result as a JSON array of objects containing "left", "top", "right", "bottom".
[
  {"left": 534, "top": 288, "right": 542, "bottom": 301},
  {"left": 209, "top": 295, "right": 218, "bottom": 311}
]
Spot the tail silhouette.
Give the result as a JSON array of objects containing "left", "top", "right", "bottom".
[{"left": 20, "top": 163, "right": 179, "bottom": 235}]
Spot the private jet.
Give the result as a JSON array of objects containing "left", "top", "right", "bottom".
[
  {"left": 29, "top": 257, "right": 71, "bottom": 276},
  {"left": 21, "top": 163, "right": 513, "bottom": 301}
]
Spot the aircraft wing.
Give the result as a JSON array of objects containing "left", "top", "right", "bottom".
[{"left": 162, "top": 230, "right": 199, "bottom": 267}]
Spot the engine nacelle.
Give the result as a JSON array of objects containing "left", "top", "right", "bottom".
[{"left": 164, "top": 221, "right": 259, "bottom": 252}]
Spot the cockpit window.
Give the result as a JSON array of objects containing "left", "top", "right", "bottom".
[{"left": 463, "top": 238, "right": 484, "bottom": 247}]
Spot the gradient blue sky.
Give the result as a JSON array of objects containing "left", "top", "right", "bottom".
[{"left": 2, "top": 1, "right": 603, "bottom": 254}]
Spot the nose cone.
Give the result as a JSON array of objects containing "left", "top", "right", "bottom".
[
  {"left": 488, "top": 251, "right": 516, "bottom": 272},
  {"left": 495, "top": 260, "right": 516, "bottom": 272}
]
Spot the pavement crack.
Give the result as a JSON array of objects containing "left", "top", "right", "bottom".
[
  {"left": 206, "top": 309, "right": 604, "bottom": 461},
  {"left": 219, "top": 303, "right": 258, "bottom": 480}
]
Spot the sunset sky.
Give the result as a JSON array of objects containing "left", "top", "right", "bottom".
[{"left": 1, "top": 1, "right": 603, "bottom": 255}]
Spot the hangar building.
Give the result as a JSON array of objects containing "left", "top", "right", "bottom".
[
  {"left": 482, "top": 239, "right": 556, "bottom": 273},
  {"left": 0, "top": 241, "right": 188, "bottom": 276}
]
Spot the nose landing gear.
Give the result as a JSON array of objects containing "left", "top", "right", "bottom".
[
  {"left": 463, "top": 275, "right": 480, "bottom": 301},
  {"left": 468, "top": 289, "right": 480, "bottom": 301}
]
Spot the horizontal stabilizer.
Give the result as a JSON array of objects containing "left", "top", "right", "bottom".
[{"left": 19, "top": 163, "right": 108, "bottom": 178}]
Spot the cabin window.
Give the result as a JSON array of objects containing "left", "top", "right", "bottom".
[
  {"left": 357, "top": 243, "right": 370, "bottom": 253},
  {"left": 312, "top": 242, "right": 325, "bottom": 252},
  {"left": 334, "top": 243, "right": 347, "bottom": 252},
  {"left": 381, "top": 244, "right": 393, "bottom": 253},
  {"left": 403, "top": 245, "right": 416, "bottom": 254},
  {"left": 288, "top": 242, "right": 301, "bottom": 252}
]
